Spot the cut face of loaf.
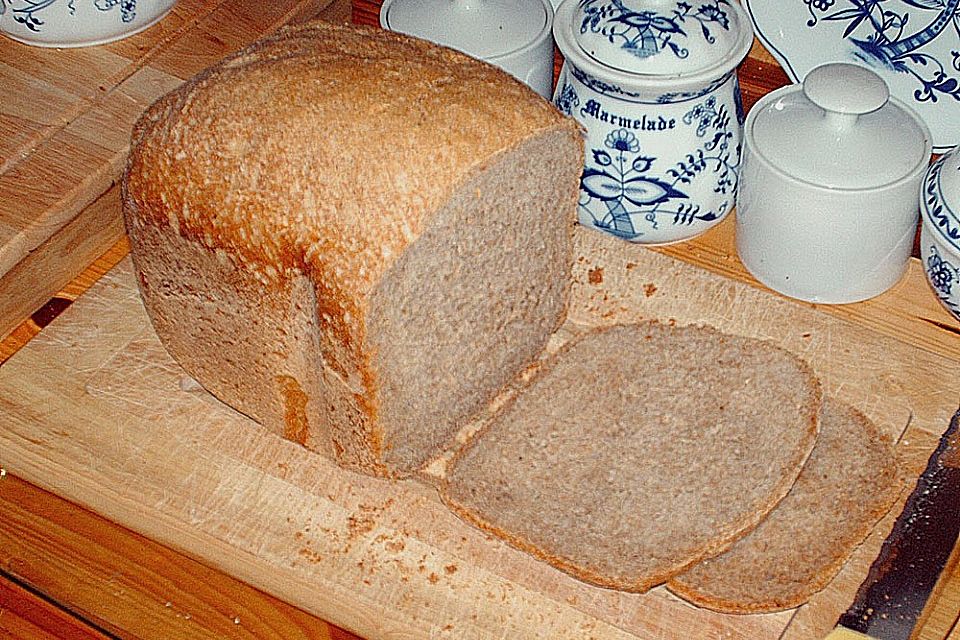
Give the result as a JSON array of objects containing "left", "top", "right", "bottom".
[
  {"left": 122, "top": 22, "right": 584, "bottom": 477},
  {"left": 441, "top": 322, "right": 823, "bottom": 592}
]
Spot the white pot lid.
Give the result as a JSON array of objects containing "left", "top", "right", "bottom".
[
  {"left": 747, "top": 63, "right": 931, "bottom": 190},
  {"left": 380, "top": 0, "right": 551, "bottom": 60},
  {"left": 561, "top": 0, "right": 752, "bottom": 77},
  {"left": 922, "top": 151, "right": 960, "bottom": 253}
]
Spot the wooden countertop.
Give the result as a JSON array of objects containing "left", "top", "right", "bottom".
[{"left": 2, "top": 1, "right": 960, "bottom": 639}]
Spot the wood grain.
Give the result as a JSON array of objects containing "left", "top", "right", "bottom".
[
  {"left": 1, "top": 224, "right": 957, "bottom": 640},
  {"left": 0, "top": 249, "right": 367, "bottom": 640},
  {"left": 0, "top": 573, "right": 112, "bottom": 640},
  {"left": 0, "top": 473, "right": 359, "bottom": 640},
  {"left": 0, "top": 234, "right": 129, "bottom": 367},
  {"left": 0, "top": 185, "right": 125, "bottom": 346}
]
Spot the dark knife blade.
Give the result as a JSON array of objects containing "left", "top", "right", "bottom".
[{"left": 829, "top": 408, "right": 960, "bottom": 640}]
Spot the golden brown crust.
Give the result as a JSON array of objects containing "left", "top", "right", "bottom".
[
  {"left": 125, "top": 21, "right": 572, "bottom": 298},
  {"left": 439, "top": 321, "right": 823, "bottom": 593}
]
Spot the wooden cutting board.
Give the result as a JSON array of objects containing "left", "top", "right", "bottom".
[
  {"left": 0, "top": 226, "right": 954, "bottom": 640},
  {"left": 0, "top": 0, "right": 349, "bottom": 341}
]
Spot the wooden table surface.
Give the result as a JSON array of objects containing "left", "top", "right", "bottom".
[{"left": 2, "top": 1, "right": 960, "bottom": 638}]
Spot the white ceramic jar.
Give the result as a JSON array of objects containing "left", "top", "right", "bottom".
[
  {"left": 920, "top": 148, "right": 960, "bottom": 321},
  {"left": 736, "top": 63, "right": 932, "bottom": 304},
  {"left": 552, "top": 0, "right": 753, "bottom": 244},
  {"left": 380, "top": 0, "right": 555, "bottom": 99},
  {"left": 0, "top": 0, "right": 176, "bottom": 48}
]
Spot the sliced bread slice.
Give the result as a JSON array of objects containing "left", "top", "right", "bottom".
[
  {"left": 440, "top": 322, "right": 822, "bottom": 592},
  {"left": 667, "top": 398, "right": 901, "bottom": 613}
]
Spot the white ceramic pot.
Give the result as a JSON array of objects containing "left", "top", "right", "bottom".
[
  {"left": 736, "top": 63, "right": 932, "bottom": 304},
  {"left": 380, "top": 0, "right": 555, "bottom": 99},
  {"left": 552, "top": 0, "right": 753, "bottom": 244},
  {"left": 0, "top": 0, "right": 176, "bottom": 48},
  {"left": 920, "top": 149, "right": 960, "bottom": 321}
]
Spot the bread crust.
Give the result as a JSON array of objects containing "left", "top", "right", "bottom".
[
  {"left": 439, "top": 321, "right": 823, "bottom": 593},
  {"left": 122, "top": 21, "right": 582, "bottom": 477},
  {"left": 125, "top": 21, "right": 575, "bottom": 296}
]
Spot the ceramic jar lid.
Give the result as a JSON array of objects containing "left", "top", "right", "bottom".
[
  {"left": 380, "top": 0, "right": 551, "bottom": 59},
  {"left": 559, "top": 0, "right": 753, "bottom": 78},
  {"left": 747, "top": 63, "right": 930, "bottom": 189},
  {"left": 922, "top": 149, "right": 960, "bottom": 252}
]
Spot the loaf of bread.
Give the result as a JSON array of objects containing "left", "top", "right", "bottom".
[
  {"left": 667, "top": 399, "right": 901, "bottom": 612},
  {"left": 122, "top": 22, "right": 584, "bottom": 478},
  {"left": 440, "top": 322, "right": 822, "bottom": 592},
  {"left": 123, "top": 19, "right": 898, "bottom": 609}
]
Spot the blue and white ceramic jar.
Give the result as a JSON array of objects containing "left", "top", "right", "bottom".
[
  {"left": 552, "top": 0, "right": 753, "bottom": 244},
  {"left": 920, "top": 147, "right": 960, "bottom": 322}
]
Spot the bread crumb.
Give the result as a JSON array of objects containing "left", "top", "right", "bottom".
[
  {"left": 347, "top": 502, "right": 390, "bottom": 542},
  {"left": 428, "top": 572, "right": 439, "bottom": 584},
  {"left": 385, "top": 539, "right": 406, "bottom": 553},
  {"left": 643, "top": 283, "right": 657, "bottom": 297},
  {"left": 277, "top": 375, "right": 310, "bottom": 446},
  {"left": 588, "top": 266, "right": 604, "bottom": 285},
  {"left": 299, "top": 547, "right": 323, "bottom": 564},
  {"left": 444, "top": 564, "right": 458, "bottom": 575},
  {"left": 347, "top": 514, "right": 376, "bottom": 538}
]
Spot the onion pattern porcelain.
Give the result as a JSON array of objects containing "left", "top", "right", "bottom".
[
  {"left": 921, "top": 147, "right": 960, "bottom": 321},
  {"left": 552, "top": 0, "right": 753, "bottom": 244},
  {"left": 0, "top": 0, "right": 176, "bottom": 47},
  {"left": 736, "top": 63, "right": 932, "bottom": 304},
  {"left": 744, "top": 0, "right": 960, "bottom": 154}
]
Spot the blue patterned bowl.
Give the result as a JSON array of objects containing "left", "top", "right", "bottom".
[
  {"left": 0, "top": 0, "right": 176, "bottom": 48},
  {"left": 920, "top": 149, "right": 960, "bottom": 321}
]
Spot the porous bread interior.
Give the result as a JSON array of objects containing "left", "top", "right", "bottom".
[
  {"left": 367, "top": 130, "right": 580, "bottom": 473},
  {"left": 666, "top": 398, "right": 901, "bottom": 613},
  {"left": 441, "top": 322, "right": 822, "bottom": 593}
]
